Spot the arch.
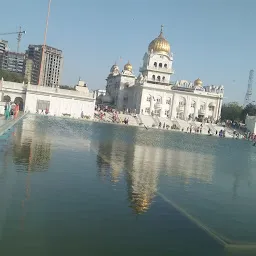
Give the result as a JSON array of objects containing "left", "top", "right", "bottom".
[
  {"left": 200, "top": 102, "right": 206, "bottom": 110},
  {"left": 164, "top": 63, "right": 167, "bottom": 68},
  {"left": 166, "top": 97, "right": 171, "bottom": 105},
  {"left": 14, "top": 97, "right": 24, "bottom": 111},
  {"left": 154, "top": 62, "right": 157, "bottom": 67},
  {"left": 159, "top": 63, "right": 163, "bottom": 68},
  {"left": 208, "top": 102, "right": 215, "bottom": 112},
  {"left": 162, "top": 76, "right": 165, "bottom": 82},
  {"left": 157, "top": 76, "right": 161, "bottom": 81},
  {"left": 179, "top": 96, "right": 186, "bottom": 106},
  {"left": 156, "top": 95, "right": 162, "bottom": 104},
  {"left": 152, "top": 75, "right": 155, "bottom": 80},
  {"left": 3, "top": 95, "right": 11, "bottom": 103},
  {"left": 146, "top": 95, "right": 151, "bottom": 102},
  {"left": 191, "top": 100, "right": 196, "bottom": 108}
]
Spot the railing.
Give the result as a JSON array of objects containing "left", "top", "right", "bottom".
[
  {"left": 154, "top": 103, "right": 162, "bottom": 109},
  {"left": 140, "top": 67, "right": 174, "bottom": 73}
]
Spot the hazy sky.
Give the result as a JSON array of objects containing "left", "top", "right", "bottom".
[{"left": 1, "top": 0, "right": 256, "bottom": 103}]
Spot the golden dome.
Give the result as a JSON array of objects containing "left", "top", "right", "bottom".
[
  {"left": 194, "top": 78, "right": 203, "bottom": 86},
  {"left": 124, "top": 61, "right": 132, "bottom": 72},
  {"left": 148, "top": 25, "right": 170, "bottom": 55}
]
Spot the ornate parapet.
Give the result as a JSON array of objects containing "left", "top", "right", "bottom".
[{"left": 204, "top": 85, "right": 224, "bottom": 94}]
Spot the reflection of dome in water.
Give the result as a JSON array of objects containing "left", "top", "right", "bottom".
[
  {"left": 102, "top": 95, "right": 113, "bottom": 104},
  {"left": 194, "top": 78, "right": 203, "bottom": 87},
  {"left": 148, "top": 26, "right": 170, "bottom": 55},
  {"left": 124, "top": 61, "right": 132, "bottom": 72},
  {"left": 131, "top": 194, "right": 151, "bottom": 214}
]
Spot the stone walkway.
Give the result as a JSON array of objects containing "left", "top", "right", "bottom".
[{"left": 0, "top": 113, "right": 26, "bottom": 136}]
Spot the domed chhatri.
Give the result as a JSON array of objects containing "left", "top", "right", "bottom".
[
  {"left": 194, "top": 78, "right": 203, "bottom": 86},
  {"left": 110, "top": 64, "right": 119, "bottom": 73},
  {"left": 124, "top": 61, "right": 133, "bottom": 72},
  {"left": 148, "top": 25, "right": 170, "bottom": 55}
]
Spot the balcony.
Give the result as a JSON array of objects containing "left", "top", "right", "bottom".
[
  {"left": 198, "top": 108, "right": 205, "bottom": 115},
  {"left": 154, "top": 102, "right": 162, "bottom": 109},
  {"left": 139, "top": 66, "right": 174, "bottom": 74}
]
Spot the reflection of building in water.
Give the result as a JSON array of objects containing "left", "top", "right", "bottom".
[
  {"left": 126, "top": 144, "right": 161, "bottom": 214},
  {"left": 96, "top": 139, "right": 129, "bottom": 183},
  {"left": 163, "top": 149, "right": 214, "bottom": 184},
  {"left": 12, "top": 115, "right": 51, "bottom": 171},
  {"left": 96, "top": 128, "right": 215, "bottom": 214}
]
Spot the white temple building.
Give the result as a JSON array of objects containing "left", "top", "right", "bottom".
[
  {"left": 0, "top": 79, "right": 95, "bottom": 118},
  {"left": 104, "top": 26, "right": 224, "bottom": 122}
]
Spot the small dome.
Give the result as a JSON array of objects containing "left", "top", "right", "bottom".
[
  {"left": 124, "top": 61, "right": 132, "bottom": 72},
  {"left": 148, "top": 25, "right": 170, "bottom": 55},
  {"left": 194, "top": 78, "right": 203, "bottom": 86},
  {"left": 110, "top": 64, "right": 119, "bottom": 73}
]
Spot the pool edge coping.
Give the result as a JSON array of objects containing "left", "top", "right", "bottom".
[{"left": 0, "top": 112, "right": 28, "bottom": 136}]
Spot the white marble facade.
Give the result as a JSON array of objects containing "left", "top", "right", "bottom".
[
  {"left": 105, "top": 27, "right": 224, "bottom": 122},
  {"left": 0, "top": 79, "right": 95, "bottom": 118}
]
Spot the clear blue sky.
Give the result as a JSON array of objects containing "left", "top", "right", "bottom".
[{"left": 1, "top": 0, "right": 256, "bottom": 103}]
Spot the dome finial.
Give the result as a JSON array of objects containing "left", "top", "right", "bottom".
[{"left": 159, "top": 25, "right": 164, "bottom": 37}]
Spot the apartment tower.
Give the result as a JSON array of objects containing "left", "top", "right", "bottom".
[{"left": 26, "top": 45, "right": 63, "bottom": 86}]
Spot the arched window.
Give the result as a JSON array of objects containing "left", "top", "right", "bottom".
[
  {"left": 164, "top": 64, "right": 167, "bottom": 68},
  {"left": 154, "top": 62, "right": 157, "bottom": 67},
  {"left": 152, "top": 75, "right": 155, "bottom": 80},
  {"left": 157, "top": 76, "right": 160, "bottom": 81},
  {"left": 162, "top": 76, "right": 165, "bottom": 81},
  {"left": 156, "top": 97, "right": 162, "bottom": 103},
  {"left": 159, "top": 63, "right": 162, "bottom": 68}
]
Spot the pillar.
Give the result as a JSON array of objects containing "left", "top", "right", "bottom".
[
  {"left": 150, "top": 95, "right": 154, "bottom": 115},
  {"left": 184, "top": 97, "right": 190, "bottom": 120},
  {"left": 170, "top": 93, "right": 176, "bottom": 119},
  {"left": 194, "top": 99, "right": 199, "bottom": 119}
]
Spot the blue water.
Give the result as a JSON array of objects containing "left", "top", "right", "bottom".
[{"left": 1, "top": 115, "right": 256, "bottom": 255}]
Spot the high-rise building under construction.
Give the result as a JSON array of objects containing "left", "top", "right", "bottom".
[{"left": 25, "top": 44, "right": 63, "bottom": 86}]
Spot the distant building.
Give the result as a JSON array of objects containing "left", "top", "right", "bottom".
[
  {"left": 25, "top": 45, "right": 63, "bottom": 87},
  {"left": 0, "top": 51, "right": 25, "bottom": 74},
  {"left": 0, "top": 40, "right": 25, "bottom": 75},
  {"left": 0, "top": 40, "right": 8, "bottom": 54}
]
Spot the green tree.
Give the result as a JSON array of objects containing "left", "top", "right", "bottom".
[
  {"left": 221, "top": 102, "right": 243, "bottom": 122},
  {"left": 59, "top": 85, "right": 76, "bottom": 90},
  {"left": 0, "top": 69, "right": 27, "bottom": 83},
  {"left": 241, "top": 103, "right": 256, "bottom": 122}
]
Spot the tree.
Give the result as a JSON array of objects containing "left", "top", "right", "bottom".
[
  {"left": 0, "top": 69, "right": 27, "bottom": 83},
  {"left": 3, "top": 95, "right": 11, "bottom": 102},
  {"left": 241, "top": 103, "right": 256, "bottom": 122},
  {"left": 221, "top": 102, "right": 243, "bottom": 122},
  {"left": 59, "top": 85, "right": 76, "bottom": 90}
]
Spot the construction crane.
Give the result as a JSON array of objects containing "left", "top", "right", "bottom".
[
  {"left": 0, "top": 27, "right": 26, "bottom": 53},
  {"left": 38, "top": 0, "right": 52, "bottom": 86}
]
